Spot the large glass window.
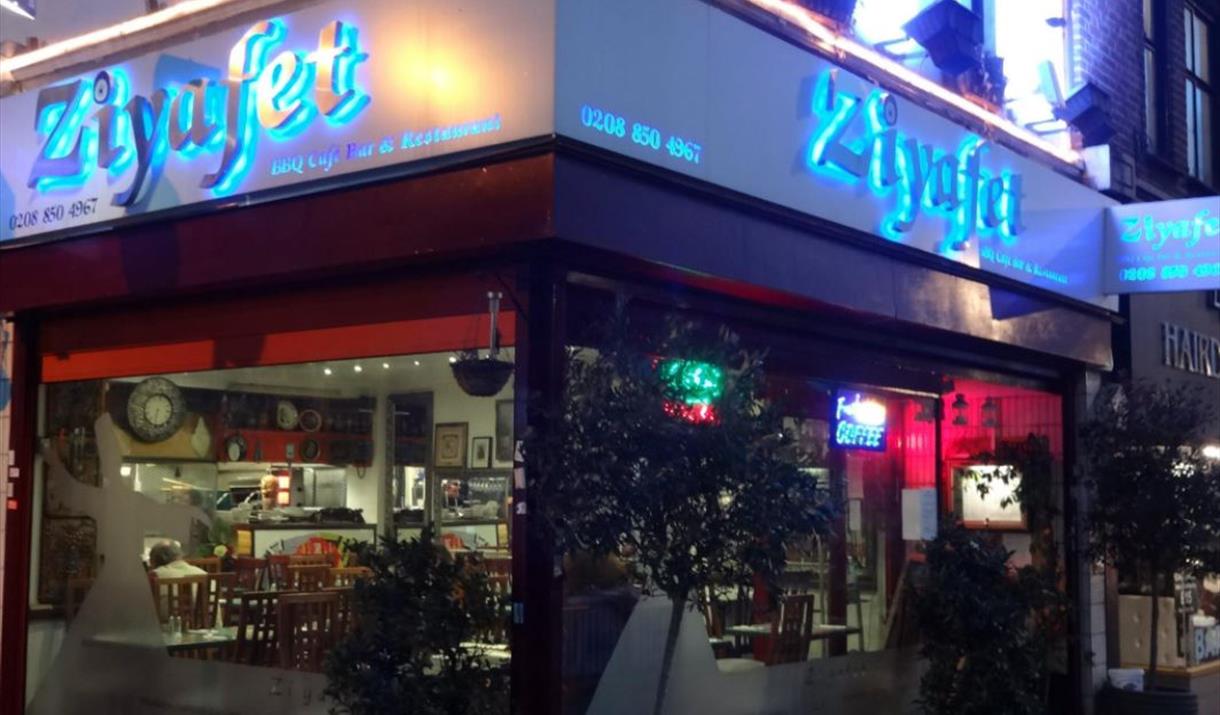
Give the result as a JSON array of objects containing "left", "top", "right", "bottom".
[
  {"left": 25, "top": 347, "right": 515, "bottom": 712},
  {"left": 1185, "top": 3, "right": 1214, "bottom": 185}
]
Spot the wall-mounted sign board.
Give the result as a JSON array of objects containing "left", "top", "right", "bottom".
[
  {"left": 7, "top": 0, "right": 1206, "bottom": 309},
  {"left": 1104, "top": 196, "right": 1220, "bottom": 294},
  {"left": 555, "top": 0, "right": 1117, "bottom": 308},
  {"left": 0, "top": 0, "right": 554, "bottom": 243}
]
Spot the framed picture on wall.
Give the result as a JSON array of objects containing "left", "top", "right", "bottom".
[
  {"left": 471, "top": 436, "right": 492, "bottom": 468},
  {"left": 434, "top": 423, "right": 469, "bottom": 468},
  {"left": 494, "top": 399, "right": 514, "bottom": 465}
]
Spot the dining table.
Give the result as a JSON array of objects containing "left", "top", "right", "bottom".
[{"left": 87, "top": 626, "right": 240, "bottom": 655}]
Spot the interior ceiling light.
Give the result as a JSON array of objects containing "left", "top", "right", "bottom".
[{"left": 745, "top": 0, "right": 1082, "bottom": 167}]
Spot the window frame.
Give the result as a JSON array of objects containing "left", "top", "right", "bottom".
[
  {"left": 1143, "top": 0, "right": 1169, "bottom": 156},
  {"left": 1184, "top": 1, "right": 1216, "bottom": 186}
]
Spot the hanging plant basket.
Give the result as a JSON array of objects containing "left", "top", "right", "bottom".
[{"left": 451, "top": 354, "right": 514, "bottom": 397}]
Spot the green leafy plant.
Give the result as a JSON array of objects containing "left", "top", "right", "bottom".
[
  {"left": 1082, "top": 380, "right": 1220, "bottom": 690},
  {"left": 324, "top": 529, "right": 508, "bottom": 715},
  {"left": 525, "top": 308, "right": 838, "bottom": 715},
  {"left": 913, "top": 523, "right": 1064, "bottom": 715}
]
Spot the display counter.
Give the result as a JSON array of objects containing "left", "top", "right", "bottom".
[{"left": 234, "top": 522, "right": 377, "bottom": 557}]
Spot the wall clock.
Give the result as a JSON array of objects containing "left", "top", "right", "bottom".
[
  {"left": 224, "top": 434, "right": 247, "bottom": 462},
  {"left": 126, "top": 377, "right": 187, "bottom": 443},
  {"left": 300, "top": 439, "right": 321, "bottom": 462},
  {"left": 276, "top": 400, "right": 299, "bottom": 430}
]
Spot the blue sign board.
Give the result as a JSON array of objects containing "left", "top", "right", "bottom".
[
  {"left": 832, "top": 391, "right": 887, "bottom": 451},
  {"left": 1105, "top": 196, "right": 1220, "bottom": 293}
]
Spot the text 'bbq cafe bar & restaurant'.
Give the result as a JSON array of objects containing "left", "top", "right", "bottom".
[{"left": 1, "top": 1, "right": 1217, "bottom": 714}]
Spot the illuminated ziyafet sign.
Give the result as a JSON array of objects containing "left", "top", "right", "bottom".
[
  {"left": 1104, "top": 196, "right": 1220, "bottom": 294},
  {"left": 0, "top": 0, "right": 554, "bottom": 243},
  {"left": 26, "top": 19, "right": 370, "bottom": 203},
  {"left": 808, "top": 71, "right": 1021, "bottom": 251},
  {"left": 831, "top": 391, "right": 887, "bottom": 451},
  {"left": 556, "top": 0, "right": 1115, "bottom": 307}
]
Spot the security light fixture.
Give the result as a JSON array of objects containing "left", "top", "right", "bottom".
[
  {"left": 1056, "top": 82, "right": 1114, "bottom": 146},
  {"left": 793, "top": 0, "right": 858, "bottom": 26},
  {"left": 903, "top": 0, "right": 983, "bottom": 76}
]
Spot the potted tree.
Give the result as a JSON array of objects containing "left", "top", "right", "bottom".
[
  {"left": 324, "top": 529, "right": 508, "bottom": 715},
  {"left": 526, "top": 309, "right": 838, "bottom": 715},
  {"left": 1083, "top": 381, "right": 1220, "bottom": 715},
  {"left": 912, "top": 522, "right": 1063, "bottom": 715}
]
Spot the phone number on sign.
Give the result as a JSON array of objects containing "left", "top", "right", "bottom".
[
  {"left": 579, "top": 105, "right": 703, "bottom": 165},
  {"left": 8, "top": 198, "right": 100, "bottom": 231}
]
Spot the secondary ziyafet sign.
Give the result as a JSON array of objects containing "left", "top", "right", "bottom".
[
  {"left": 0, "top": 0, "right": 553, "bottom": 243},
  {"left": 1104, "top": 196, "right": 1220, "bottom": 293}
]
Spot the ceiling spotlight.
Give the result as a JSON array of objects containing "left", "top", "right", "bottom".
[
  {"left": 414, "top": 360, "right": 421, "bottom": 367},
  {"left": 382, "top": 362, "right": 390, "bottom": 369},
  {"left": 448, "top": 356, "right": 457, "bottom": 364},
  {"left": 353, "top": 364, "right": 363, "bottom": 373},
  {"left": 323, "top": 367, "right": 333, "bottom": 376}
]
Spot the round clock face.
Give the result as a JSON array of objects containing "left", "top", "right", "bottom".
[
  {"left": 127, "top": 377, "right": 187, "bottom": 443},
  {"left": 224, "top": 435, "right": 247, "bottom": 462},
  {"left": 276, "top": 400, "right": 299, "bottom": 430}
]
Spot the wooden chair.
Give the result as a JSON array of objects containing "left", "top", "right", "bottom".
[
  {"left": 233, "top": 557, "right": 267, "bottom": 591},
  {"left": 64, "top": 576, "right": 95, "bottom": 625},
  {"left": 278, "top": 591, "right": 340, "bottom": 672},
  {"left": 267, "top": 554, "right": 292, "bottom": 590},
  {"left": 323, "top": 586, "right": 357, "bottom": 639},
  {"left": 207, "top": 572, "right": 238, "bottom": 627},
  {"left": 329, "top": 566, "right": 372, "bottom": 588},
  {"left": 149, "top": 573, "right": 210, "bottom": 629},
  {"left": 287, "top": 564, "right": 332, "bottom": 592},
  {"left": 766, "top": 593, "right": 815, "bottom": 666},
  {"left": 186, "top": 557, "right": 221, "bottom": 574},
  {"left": 233, "top": 590, "right": 281, "bottom": 667},
  {"left": 290, "top": 553, "right": 336, "bottom": 568}
]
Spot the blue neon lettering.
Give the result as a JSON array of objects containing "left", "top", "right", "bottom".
[
  {"left": 807, "top": 71, "right": 1022, "bottom": 248},
  {"left": 25, "top": 16, "right": 371, "bottom": 202}
]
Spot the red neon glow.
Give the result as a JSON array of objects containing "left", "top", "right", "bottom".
[{"left": 664, "top": 401, "right": 718, "bottom": 424}]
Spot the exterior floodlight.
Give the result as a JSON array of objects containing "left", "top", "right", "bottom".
[
  {"left": 1057, "top": 82, "right": 1114, "bottom": 145},
  {"left": 903, "top": 0, "right": 983, "bottom": 76},
  {"left": 1, "top": 0, "right": 35, "bottom": 20}
]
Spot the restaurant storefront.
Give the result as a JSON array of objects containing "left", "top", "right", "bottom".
[{"left": 1, "top": 1, "right": 1123, "bottom": 714}]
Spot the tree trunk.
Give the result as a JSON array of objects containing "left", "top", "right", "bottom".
[
  {"left": 1146, "top": 570, "right": 1161, "bottom": 692},
  {"left": 652, "top": 596, "right": 686, "bottom": 715}
]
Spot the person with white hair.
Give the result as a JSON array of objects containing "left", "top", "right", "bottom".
[{"left": 147, "top": 540, "right": 205, "bottom": 579}]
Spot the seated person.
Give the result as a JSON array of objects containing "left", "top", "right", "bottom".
[{"left": 148, "top": 540, "right": 206, "bottom": 579}]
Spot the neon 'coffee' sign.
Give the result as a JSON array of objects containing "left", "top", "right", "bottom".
[
  {"left": 26, "top": 18, "right": 369, "bottom": 203},
  {"left": 808, "top": 72, "right": 1022, "bottom": 251},
  {"left": 832, "top": 391, "right": 887, "bottom": 451}
]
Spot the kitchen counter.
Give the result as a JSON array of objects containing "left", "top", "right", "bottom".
[{"left": 234, "top": 522, "right": 377, "bottom": 556}]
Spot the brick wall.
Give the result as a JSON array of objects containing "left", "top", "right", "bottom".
[{"left": 1072, "top": 0, "right": 1211, "bottom": 199}]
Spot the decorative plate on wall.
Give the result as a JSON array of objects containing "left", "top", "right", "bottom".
[
  {"left": 299, "top": 409, "right": 322, "bottom": 433},
  {"left": 126, "top": 377, "right": 187, "bottom": 443},
  {"left": 276, "top": 400, "right": 300, "bottom": 430}
]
